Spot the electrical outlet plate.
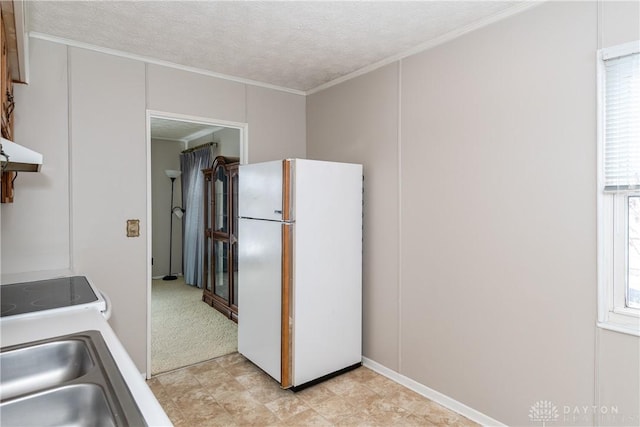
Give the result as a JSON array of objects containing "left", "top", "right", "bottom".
[{"left": 126, "top": 219, "right": 140, "bottom": 237}]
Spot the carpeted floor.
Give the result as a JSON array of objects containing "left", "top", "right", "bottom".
[{"left": 151, "top": 278, "right": 238, "bottom": 375}]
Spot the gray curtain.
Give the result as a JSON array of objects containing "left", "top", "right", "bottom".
[{"left": 180, "top": 147, "right": 211, "bottom": 287}]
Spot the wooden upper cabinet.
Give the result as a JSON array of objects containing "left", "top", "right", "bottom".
[
  {"left": 0, "top": 1, "right": 27, "bottom": 203},
  {"left": 1, "top": 13, "right": 13, "bottom": 141},
  {"left": 0, "top": 8, "right": 15, "bottom": 203}
]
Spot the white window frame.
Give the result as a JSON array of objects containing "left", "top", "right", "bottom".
[{"left": 597, "top": 40, "right": 640, "bottom": 336}]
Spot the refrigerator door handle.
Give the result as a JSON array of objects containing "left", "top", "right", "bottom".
[
  {"left": 282, "top": 159, "right": 294, "bottom": 222},
  {"left": 281, "top": 222, "right": 293, "bottom": 388}
]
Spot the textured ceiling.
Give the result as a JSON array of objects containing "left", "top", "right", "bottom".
[
  {"left": 27, "top": 1, "right": 524, "bottom": 92},
  {"left": 150, "top": 117, "right": 222, "bottom": 142}
]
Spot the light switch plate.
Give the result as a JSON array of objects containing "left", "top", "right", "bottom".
[{"left": 127, "top": 219, "right": 140, "bottom": 237}]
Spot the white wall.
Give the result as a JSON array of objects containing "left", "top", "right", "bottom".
[
  {"left": 307, "top": 63, "right": 400, "bottom": 370},
  {"left": 186, "top": 132, "right": 214, "bottom": 150},
  {"left": 307, "top": 1, "right": 639, "bottom": 425},
  {"left": 212, "top": 127, "right": 241, "bottom": 159},
  {"left": 69, "top": 47, "right": 148, "bottom": 374},
  {"left": 146, "top": 64, "right": 246, "bottom": 123},
  {"left": 2, "top": 41, "right": 70, "bottom": 278},
  {"left": 247, "top": 85, "right": 306, "bottom": 162},
  {"left": 399, "top": 3, "right": 595, "bottom": 422},
  {"left": 3, "top": 37, "right": 306, "bottom": 373},
  {"left": 151, "top": 139, "right": 183, "bottom": 278}
]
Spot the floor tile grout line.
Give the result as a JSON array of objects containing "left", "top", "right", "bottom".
[{"left": 148, "top": 355, "right": 478, "bottom": 426}]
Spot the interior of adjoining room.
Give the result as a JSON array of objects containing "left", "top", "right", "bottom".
[{"left": 149, "top": 115, "right": 241, "bottom": 375}]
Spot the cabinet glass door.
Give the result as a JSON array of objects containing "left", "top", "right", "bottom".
[
  {"left": 203, "top": 158, "right": 239, "bottom": 322},
  {"left": 214, "top": 240, "right": 229, "bottom": 303},
  {"left": 206, "top": 237, "right": 213, "bottom": 293},
  {"left": 206, "top": 175, "right": 213, "bottom": 229},
  {"left": 214, "top": 166, "right": 228, "bottom": 234},
  {"left": 232, "top": 242, "right": 238, "bottom": 307}
]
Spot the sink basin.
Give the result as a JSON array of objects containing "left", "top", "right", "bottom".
[
  {"left": 0, "top": 384, "right": 116, "bottom": 427},
  {"left": 0, "top": 331, "right": 146, "bottom": 426},
  {"left": 0, "top": 340, "right": 94, "bottom": 400}
]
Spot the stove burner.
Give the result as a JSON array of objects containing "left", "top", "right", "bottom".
[
  {"left": 0, "top": 276, "right": 99, "bottom": 318},
  {"left": 31, "top": 294, "right": 82, "bottom": 307},
  {"left": 1, "top": 303, "right": 17, "bottom": 316},
  {"left": 22, "top": 283, "right": 54, "bottom": 292}
]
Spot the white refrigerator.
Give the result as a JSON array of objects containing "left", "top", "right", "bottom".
[{"left": 238, "top": 158, "right": 363, "bottom": 389}]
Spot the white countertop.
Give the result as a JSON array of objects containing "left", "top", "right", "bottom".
[{"left": 1, "top": 308, "right": 172, "bottom": 427}]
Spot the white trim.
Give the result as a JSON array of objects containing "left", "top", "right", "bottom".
[
  {"left": 183, "top": 126, "right": 224, "bottom": 143},
  {"left": 362, "top": 357, "right": 506, "bottom": 427},
  {"left": 149, "top": 134, "right": 224, "bottom": 144},
  {"left": 601, "top": 40, "right": 640, "bottom": 61},
  {"left": 596, "top": 42, "right": 640, "bottom": 338},
  {"left": 145, "top": 110, "right": 248, "bottom": 378},
  {"left": 13, "top": 0, "right": 29, "bottom": 84},
  {"left": 596, "top": 48, "right": 607, "bottom": 327},
  {"left": 145, "top": 64, "right": 151, "bottom": 379},
  {"left": 149, "top": 136, "right": 187, "bottom": 144},
  {"left": 306, "top": 0, "right": 543, "bottom": 95},
  {"left": 597, "top": 320, "right": 640, "bottom": 337},
  {"left": 28, "top": 32, "right": 306, "bottom": 96},
  {"left": 147, "top": 110, "right": 249, "bottom": 165},
  {"left": 145, "top": 110, "right": 153, "bottom": 379}
]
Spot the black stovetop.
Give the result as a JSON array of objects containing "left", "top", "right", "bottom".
[{"left": 0, "top": 276, "right": 98, "bottom": 317}]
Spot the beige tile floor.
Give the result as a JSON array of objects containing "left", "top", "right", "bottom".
[{"left": 147, "top": 352, "right": 478, "bottom": 427}]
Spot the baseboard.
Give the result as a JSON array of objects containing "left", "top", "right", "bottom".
[
  {"left": 362, "top": 357, "right": 505, "bottom": 427},
  {"left": 2, "top": 268, "right": 75, "bottom": 284},
  {"left": 151, "top": 274, "right": 183, "bottom": 280}
]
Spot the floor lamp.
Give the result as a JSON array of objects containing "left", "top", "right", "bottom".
[{"left": 163, "top": 169, "right": 182, "bottom": 281}]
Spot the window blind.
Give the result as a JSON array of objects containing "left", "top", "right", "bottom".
[{"left": 604, "top": 51, "right": 640, "bottom": 192}]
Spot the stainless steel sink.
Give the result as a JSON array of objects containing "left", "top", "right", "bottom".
[
  {"left": 1, "top": 384, "right": 116, "bottom": 427},
  {"left": 0, "top": 331, "right": 146, "bottom": 427},
  {"left": 0, "top": 339, "right": 94, "bottom": 400}
]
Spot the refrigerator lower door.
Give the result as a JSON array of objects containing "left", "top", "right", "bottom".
[{"left": 238, "top": 217, "right": 284, "bottom": 382}]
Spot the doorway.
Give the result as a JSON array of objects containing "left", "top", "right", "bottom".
[{"left": 146, "top": 111, "right": 247, "bottom": 377}]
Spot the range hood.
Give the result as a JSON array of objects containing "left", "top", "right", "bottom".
[{"left": 0, "top": 137, "right": 43, "bottom": 172}]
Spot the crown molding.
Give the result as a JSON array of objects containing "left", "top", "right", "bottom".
[
  {"left": 183, "top": 126, "right": 223, "bottom": 143},
  {"left": 28, "top": 31, "right": 306, "bottom": 96},
  {"left": 306, "top": 0, "right": 544, "bottom": 95},
  {"left": 149, "top": 136, "right": 186, "bottom": 144},
  {"left": 30, "top": 1, "right": 544, "bottom": 97}
]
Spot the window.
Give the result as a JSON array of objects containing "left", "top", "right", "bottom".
[
  {"left": 597, "top": 40, "right": 640, "bottom": 336},
  {"left": 629, "top": 196, "right": 640, "bottom": 309}
]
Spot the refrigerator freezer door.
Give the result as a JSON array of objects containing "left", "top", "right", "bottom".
[
  {"left": 237, "top": 217, "right": 283, "bottom": 382},
  {"left": 238, "top": 160, "right": 285, "bottom": 221}
]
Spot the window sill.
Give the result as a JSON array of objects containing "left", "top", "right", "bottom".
[{"left": 597, "top": 317, "right": 640, "bottom": 337}]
